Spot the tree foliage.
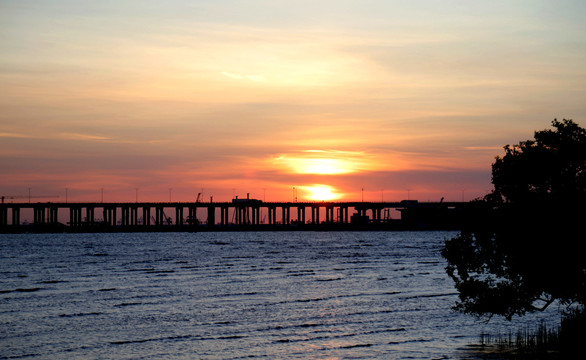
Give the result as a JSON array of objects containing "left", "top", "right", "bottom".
[{"left": 442, "top": 119, "right": 586, "bottom": 320}]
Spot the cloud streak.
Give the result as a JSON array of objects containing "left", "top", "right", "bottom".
[{"left": 1, "top": 1, "right": 585, "bottom": 202}]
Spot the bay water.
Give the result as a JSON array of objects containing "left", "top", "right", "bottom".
[{"left": 1, "top": 231, "right": 560, "bottom": 359}]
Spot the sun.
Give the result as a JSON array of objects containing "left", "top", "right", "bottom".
[{"left": 303, "top": 185, "right": 340, "bottom": 201}]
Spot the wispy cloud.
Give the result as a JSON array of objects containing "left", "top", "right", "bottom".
[
  {"left": 1, "top": 0, "right": 584, "bottom": 202},
  {"left": 221, "top": 72, "right": 266, "bottom": 82},
  {"left": 0, "top": 132, "right": 31, "bottom": 139},
  {"left": 59, "top": 133, "right": 112, "bottom": 141},
  {"left": 464, "top": 146, "right": 503, "bottom": 151}
]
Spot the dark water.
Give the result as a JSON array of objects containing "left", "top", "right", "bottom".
[{"left": 0, "top": 232, "right": 559, "bottom": 359}]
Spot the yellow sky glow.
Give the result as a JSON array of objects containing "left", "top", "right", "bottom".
[
  {"left": 1, "top": 1, "right": 584, "bottom": 203},
  {"left": 302, "top": 185, "right": 341, "bottom": 201},
  {"left": 273, "top": 150, "right": 380, "bottom": 175}
]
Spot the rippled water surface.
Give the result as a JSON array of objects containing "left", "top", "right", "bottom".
[{"left": 1, "top": 232, "right": 559, "bottom": 359}]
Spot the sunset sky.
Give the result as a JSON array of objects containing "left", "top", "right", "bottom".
[{"left": 1, "top": 0, "right": 585, "bottom": 203}]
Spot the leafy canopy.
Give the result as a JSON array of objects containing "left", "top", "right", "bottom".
[{"left": 442, "top": 119, "right": 586, "bottom": 320}]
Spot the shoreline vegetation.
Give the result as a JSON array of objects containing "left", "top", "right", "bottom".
[
  {"left": 465, "top": 309, "right": 584, "bottom": 359},
  {"left": 442, "top": 120, "right": 586, "bottom": 359}
]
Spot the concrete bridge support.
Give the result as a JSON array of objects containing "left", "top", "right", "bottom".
[
  {"left": 12, "top": 208, "right": 20, "bottom": 226},
  {"left": 207, "top": 206, "right": 215, "bottom": 226},
  {"left": 325, "top": 206, "right": 335, "bottom": 223},
  {"left": 143, "top": 207, "right": 151, "bottom": 226},
  {"left": 154, "top": 207, "right": 163, "bottom": 225},
  {"left": 69, "top": 207, "right": 82, "bottom": 226},
  {"left": 176, "top": 207, "right": 183, "bottom": 226},
  {"left": 120, "top": 207, "right": 129, "bottom": 226},
  {"left": 34, "top": 207, "right": 46, "bottom": 225},
  {"left": 0, "top": 200, "right": 466, "bottom": 232},
  {"left": 187, "top": 207, "right": 196, "bottom": 226},
  {"left": 220, "top": 206, "right": 228, "bottom": 226},
  {"left": 336, "top": 206, "right": 349, "bottom": 224},
  {"left": 103, "top": 207, "right": 117, "bottom": 226},
  {"left": 282, "top": 206, "right": 290, "bottom": 225},
  {"left": 121, "top": 206, "right": 138, "bottom": 226},
  {"left": 0, "top": 207, "right": 7, "bottom": 226},
  {"left": 48, "top": 207, "right": 58, "bottom": 224},
  {"left": 311, "top": 206, "right": 320, "bottom": 225},
  {"left": 86, "top": 207, "right": 95, "bottom": 225},
  {"left": 267, "top": 207, "right": 276, "bottom": 225},
  {"left": 297, "top": 206, "right": 306, "bottom": 224},
  {"left": 236, "top": 206, "right": 249, "bottom": 225},
  {"left": 373, "top": 208, "right": 382, "bottom": 223},
  {"left": 246, "top": 206, "right": 257, "bottom": 225}
]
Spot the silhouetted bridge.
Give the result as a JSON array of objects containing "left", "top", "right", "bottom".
[{"left": 0, "top": 200, "right": 469, "bottom": 233}]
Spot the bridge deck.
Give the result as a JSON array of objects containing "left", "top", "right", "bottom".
[{"left": 0, "top": 201, "right": 468, "bottom": 232}]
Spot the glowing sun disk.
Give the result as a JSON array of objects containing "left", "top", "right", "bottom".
[{"left": 303, "top": 185, "right": 339, "bottom": 201}]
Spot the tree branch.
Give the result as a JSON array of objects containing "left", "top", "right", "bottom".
[{"left": 530, "top": 297, "right": 556, "bottom": 312}]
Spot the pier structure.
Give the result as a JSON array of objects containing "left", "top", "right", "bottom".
[{"left": 0, "top": 200, "right": 466, "bottom": 232}]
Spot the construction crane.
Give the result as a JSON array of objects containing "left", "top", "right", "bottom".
[
  {"left": 1, "top": 195, "right": 60, "bottom": 204},
  {"left": 151, "top": 211, "right": 173, "bottom": 226},
  {"left": 196, "top": 193, "right": 202, "bottom": 203}
]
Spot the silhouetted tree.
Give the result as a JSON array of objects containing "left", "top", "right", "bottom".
[{"left": 442, "top": 119, "right": 586, "bottom": 320}]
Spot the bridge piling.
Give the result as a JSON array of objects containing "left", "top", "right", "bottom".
[{"left": 1, "top": 200, "right": 467, "bottom": 232}]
